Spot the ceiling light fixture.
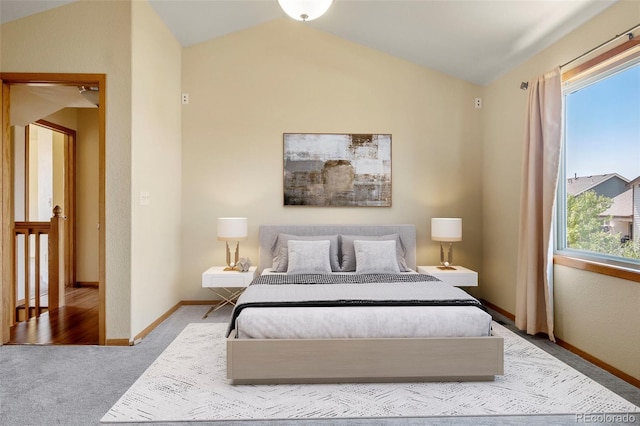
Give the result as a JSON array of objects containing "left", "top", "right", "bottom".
[
  {"left": 277, "top": 0, "right": 333, "bottom": 22},
  {"left": 78, "top": 85, "right": 99, "bottom": 106}
]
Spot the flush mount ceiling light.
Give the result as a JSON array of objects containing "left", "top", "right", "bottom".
[{"left": 277, "top": 0, "right": 333, "bottom": 21}]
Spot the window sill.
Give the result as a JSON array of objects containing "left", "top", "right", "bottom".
[{"left": 553, "top": 255, "right": 640, "bottom": 284}]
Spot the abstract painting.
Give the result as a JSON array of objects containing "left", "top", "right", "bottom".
[{"left": 283, "top": 133, "right": 391, "bottom": 206}]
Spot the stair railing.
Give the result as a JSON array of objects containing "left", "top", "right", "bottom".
[{"left": 12, "top": 206, "right": 65, "bottom": 323}]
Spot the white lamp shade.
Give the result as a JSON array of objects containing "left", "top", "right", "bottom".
[
  {"left": 277, "top": 0, "right": 333, "bottom": 21},
  {"left": 217, "top": 217, "right": 248, "bottom": 241},
  {"left": 431, "top": 218, "right": 462, "bottom": 242}
]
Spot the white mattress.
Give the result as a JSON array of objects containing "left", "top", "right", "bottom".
[
  {"left": 236, "top": 305, "right": 492, "bottom": 339},
  {"left": 235, "top": 269, "right": 492, "bottom": 339}
]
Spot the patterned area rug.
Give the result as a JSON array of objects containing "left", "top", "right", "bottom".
[{"left": 101, "top": 322, "right": 639, "bottom": 423}]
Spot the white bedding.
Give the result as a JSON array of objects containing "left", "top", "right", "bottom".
[
  {"left": 234, "top": 269, "right": 492, "bottom": 339},
  {"left": 236, "top": 305, "right": 492, "bottom": 339},
  {"left": 260, "top": 268, "right": 418, "bottom": 275}
]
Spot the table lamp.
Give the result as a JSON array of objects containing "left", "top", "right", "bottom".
[
  {"left": 217, "top": 217, "right": 248, "bottom": 271},
  {"left": 431, "top": 218, "right": 462, "bottom": 270}
]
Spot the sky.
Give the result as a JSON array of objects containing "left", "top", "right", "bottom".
[{"left": 565, "top": 62, "right": 640, "bottom": 181}]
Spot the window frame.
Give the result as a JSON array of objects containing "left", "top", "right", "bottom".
[{"left": 554, "top": 39, "right": 640, "bottom": 279}]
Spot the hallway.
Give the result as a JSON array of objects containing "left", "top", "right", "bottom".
[{"left": 9, "top": 286, "right": 98, "bottom": 345}]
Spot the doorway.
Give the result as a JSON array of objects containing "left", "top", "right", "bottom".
[
  {"left": 0, "top": 73, "right": 106, "bottom": 345},
  {"left": 11, "top": 119, "right": 100, "bottom": 344}
]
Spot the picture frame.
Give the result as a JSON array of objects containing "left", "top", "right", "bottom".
[{"left": 283, "top": 133, "right": 391, "bottom": 207}]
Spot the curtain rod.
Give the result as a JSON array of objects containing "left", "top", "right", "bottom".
[
  {"left": 560, "top": 23, "right": 640, "bottom": 69},
  {"left": 520, "top": 22, "right": 640, "bottom": 90}
]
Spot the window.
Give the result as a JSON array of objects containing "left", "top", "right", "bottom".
[{"left": 556, "top": 41, "right": 640, "bottom": 269}]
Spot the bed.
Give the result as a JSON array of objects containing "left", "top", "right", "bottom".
[{"left": 226, "top": 224, "right": 504, "bottom": 384}]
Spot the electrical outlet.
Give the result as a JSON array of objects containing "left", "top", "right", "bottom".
[
  {"left": 474, "top": 97, "right": 482, "bottom": 109},
  {"left": 181, "top": 93, "right": 189, "bottom": 104}
]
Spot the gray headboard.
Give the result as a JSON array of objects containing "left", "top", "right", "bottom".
[{"left": 258, "top": 224, "right": 416, "bottom": 273}]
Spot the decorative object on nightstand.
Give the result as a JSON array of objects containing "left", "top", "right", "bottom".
[
  {"left": 278, "top": 0, "right": 333, "bottom": 22},
  {"left": 217, "top": 217, "right": 248, "bottom": 271},
  {"left": 237, "top": 257, "right": 252, "bottom": 272},
  {"left": 417, "top": 265, "right": 478, "bottom": 287},
  {"left": 431, "top": 218, "right": 462, "bottom": 270}
]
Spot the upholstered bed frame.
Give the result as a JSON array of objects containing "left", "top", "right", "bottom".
[{"left": 226, "top": 224, "right": 504, "bottom": 384}]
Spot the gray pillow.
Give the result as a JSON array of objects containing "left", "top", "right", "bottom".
[
  {"left": 272, "top": 233, "right": 340, "bottom": 272},
  {"left": 354, "top": 240, "right": 401, "bottom": 274},
  {"left": 340, "top": 233, "right": 409, "bottom": 272},
  {"left": 286, "top": 240, "right": 332, "bottom": 275}
]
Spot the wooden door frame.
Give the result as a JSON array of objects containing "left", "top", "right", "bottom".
[
  {"left": 1, "top": 79, "right": 11, "bottom": 344},
  {"left": 0, "top": 73, "right": 106, "bottom": 345}
]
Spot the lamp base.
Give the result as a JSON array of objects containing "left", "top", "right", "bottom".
[
  {"left": 437, "top": 265, "right": 457, "bottom": 270},
  {"left": 439, "top": 242, "right": 457, "bottom": 270},
  {"left": 223, "top": 265, "right": 240, "bottom": 272},
  {"left": 224, "top": 241, "right": 241, "bottom": 272}
]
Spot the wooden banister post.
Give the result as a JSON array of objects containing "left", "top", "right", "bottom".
[{"left": 48, "top": 206, "right": 65, "bottom": 311}]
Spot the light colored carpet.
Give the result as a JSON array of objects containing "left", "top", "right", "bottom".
[{"left": 101, "top": 322, "right": 640, "bottom": 423}]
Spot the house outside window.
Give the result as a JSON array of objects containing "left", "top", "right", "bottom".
[{"left": 556, "top": 44, "right": 640, "bottom": 268}]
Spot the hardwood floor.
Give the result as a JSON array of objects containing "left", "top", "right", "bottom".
[{"left": 9, "top": 286, "right": 99, "bottom": 345}]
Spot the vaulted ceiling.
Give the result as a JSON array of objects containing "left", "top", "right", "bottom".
[{"left": 1, "top": 0, "right": 618, "bottom": 86}]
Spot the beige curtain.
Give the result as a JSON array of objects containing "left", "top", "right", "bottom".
[{"left": 515, "top": 68, "right": 562, "bottom": 342}]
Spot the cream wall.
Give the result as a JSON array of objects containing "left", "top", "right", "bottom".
[
  {"left": 12, "top": 126, "right": 26, "bottom": 220},
  {"left": 24, "top": 126, "right": 64, "bottom": 220},
  {"left": 76, "top": 109, "right": 100, "bottom": 282},
  {"left": 42, "top": 108, "right": 100, "bottom": 283},
  {"left": 482, "top": 0, "right": 640, "bottom": 380},
  {"left": 181, "top": 19, "right": 484, "bottom": 300},
  {"left": 2, "top": 0, "right": 133, "bottom": 339},
  {"left": 130, "top": 0, "right": 182, "bottom": 338},
  {"left": 52, "top": 131, "right": 65, "bottom": 216},
  {"left": 45, "top": 108, "right": 78, "bottom": 131},
  {"left": 554, "top": 265, "right": 640, "bottom": 379}
]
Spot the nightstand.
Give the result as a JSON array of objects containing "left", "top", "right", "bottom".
[
  {"left": 417, "top": 265, "right": 478, "bottom": 287},
  {"left": 202, "top": 266, "right": 257, "bottom": 318}
]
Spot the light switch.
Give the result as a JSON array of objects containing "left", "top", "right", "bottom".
[{"left": 140, "top": 192, "right": 151, "bottom": 206}]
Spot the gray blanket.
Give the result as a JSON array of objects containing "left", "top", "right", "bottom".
[{"left": 227, "top": 274, "right": 484, "bottom": 337}]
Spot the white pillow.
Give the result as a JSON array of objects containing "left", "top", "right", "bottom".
[
  {"left": 340, "top": 234, "right": 409, "bottom": 272},
  {"left": 354, "top": 240, "right": 401, "bottom": 274},
  {"left": 271, "top": 234, "right": 340, "bottom": 272},
  {"left": 286, "top": 240, "right": 332, "bottom": 274}
]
